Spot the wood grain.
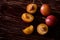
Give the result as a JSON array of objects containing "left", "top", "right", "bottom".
[{"left": 0, "top": 0, "right": 60, "bottom": 40}]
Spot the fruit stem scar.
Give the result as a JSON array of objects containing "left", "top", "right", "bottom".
[
  {"left": 42, "top": 17, "right": 45, "bottom": 19},
  {"left": 38, "top": 0, "right": 43, "bottom": 4},
  {"left": 33, "top": 0, "right": 35, "bottom": 3}
]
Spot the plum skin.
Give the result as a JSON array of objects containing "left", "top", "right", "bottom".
[
  {"left": 40, "top": 4, "right": 51, "bottom": 16},
  {"left": 45, "top": 15, "right": 57, "bottom": 26}
]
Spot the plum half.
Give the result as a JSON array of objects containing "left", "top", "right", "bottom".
[{"left": 37, "top": 23, "right": 48, "bottom": 35}]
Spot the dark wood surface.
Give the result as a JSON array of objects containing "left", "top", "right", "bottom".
[{"left": 0, "top": 0, "right": 60, "bottom": 40}]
